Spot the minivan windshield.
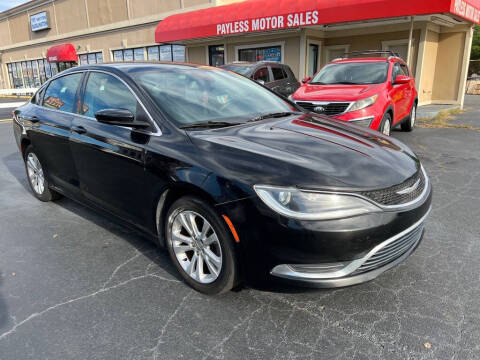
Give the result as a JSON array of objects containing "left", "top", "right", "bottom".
[
  {"left": 132, "top": 66, "right": 297, "bottom": 128},
  {"left": 310, "top": 62, "right": 389, "bottom": 85}
]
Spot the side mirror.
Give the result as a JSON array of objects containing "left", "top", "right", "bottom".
[
  {"left": 302, "top": 77, "right": 311, "bottom": 84},
  {"left": 256, "top": 79, "right": 265, "bottom": 85},
  {"left": 94, "top": 108, "right": 150, "bottom": 128},
  {"left": 394, "top": 75, "right": 410, "bottom": 85}
]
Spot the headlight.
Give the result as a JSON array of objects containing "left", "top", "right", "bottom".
[
  {"left": 254, "top": 185, "right": 381, "bottom": 220},
  {"left": 348, "top": 94, "right": 378, "bottom": 112},
  {"left": 288, "top": 95, "right": 293, "bottom": 101}
]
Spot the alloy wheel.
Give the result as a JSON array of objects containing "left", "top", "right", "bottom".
[
  {"left": 382, "top": 118, "right": 391, "bottom": 136},
  {"left": 26, "top": 153, "right": 45, "bottom": 195},
  {"left": 169, "top": 210, "right": 223, "bottom": 284}
]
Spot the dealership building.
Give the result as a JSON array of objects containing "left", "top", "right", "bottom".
[{"left": 0, "top": 0, "right": 479, "bottom": 107}]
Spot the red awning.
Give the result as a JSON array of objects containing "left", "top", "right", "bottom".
[
  {"left": 46, "top": 43, "right": 78, "bottom": 63},
  {"left": 155, "top": 0, "right": 479, "bottom": 43}
]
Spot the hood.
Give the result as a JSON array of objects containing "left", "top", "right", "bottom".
[
  {"left": 188, "top": 114, "right": 419, "bottom": 191},
  {"left": 293, "top": 83, "right": 382, "bottom": 102}
]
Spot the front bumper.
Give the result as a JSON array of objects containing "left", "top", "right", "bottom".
[
  {"left": 217, "top": 175, "right": 432, "bottom": 288},
  {"left": 270, "top": 208, "right": 429, "bottom": 287}
]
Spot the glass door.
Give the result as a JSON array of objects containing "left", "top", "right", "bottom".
[
  {"left": 308, "top": 44, "right": 319, "bottom": 77},
  {"left": 208, "top": 45, "right": 225, "bottom": 67}
]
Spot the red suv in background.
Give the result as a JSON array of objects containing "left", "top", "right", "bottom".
[{"left": 290, "top": 51, "right": 417, "bottom": 136}]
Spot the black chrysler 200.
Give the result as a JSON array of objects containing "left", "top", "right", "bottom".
[{"left": 13, "top": 63, "right": 432, "bottom": 295}]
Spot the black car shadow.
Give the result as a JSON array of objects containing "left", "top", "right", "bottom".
[{"left": 3, "top": 150, "right": 332, "bottom": 295}]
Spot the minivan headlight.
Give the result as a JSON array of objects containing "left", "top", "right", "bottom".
[
  {"left": 254, "top": 185, "right": 381, "bottom": 220},
  {"left": 348, "top": 94, "right": 378, "bottom": 112}
]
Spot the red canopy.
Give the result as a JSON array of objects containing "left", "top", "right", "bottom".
[
  {"left": 46, "top": 43, "right": 78, "bottom": 63},
  {"left": 155, "top": 0, "right": 480, "bottom": 43}
]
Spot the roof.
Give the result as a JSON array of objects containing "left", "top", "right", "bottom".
[
  {"left": 331, "top": 57, "right": 404, "bottom": 63},
  {"left": 155, "top": 0, "right": 480, "bottom": 43}
]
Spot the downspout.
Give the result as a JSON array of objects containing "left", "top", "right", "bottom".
[{"left": 407, "top": 16, "right": 414, "bottom": 67}]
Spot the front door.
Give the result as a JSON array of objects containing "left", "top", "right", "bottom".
[
  {"left": 27, "top": 72, "right": 83, "bottom": 192},
  {"left": 69, "top": 71, "right": 149, "bottom": 226},
  {"left": 389, "top": 62, "right": 410, "bottom": 123}
]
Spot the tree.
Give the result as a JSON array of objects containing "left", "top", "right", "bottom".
[{"left": 469, "top": 25, "right": 480, "bottom": 76}]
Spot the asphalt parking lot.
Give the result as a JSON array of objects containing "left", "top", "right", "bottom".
[{"left": 0, "top": 97, "right": 479, "bottom": 360}]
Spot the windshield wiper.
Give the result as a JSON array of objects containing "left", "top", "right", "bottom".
[
  {"left": 330, "top": 81, "right": 360, "bottom": 85},
  {"left": 309, "top": 81, "right": 327, "bottom": 85},
  {"left": 179, "top": 121, "right": 241, "bottom": 130},
  {"left": 248, "top": 112, "right": 300, "bottom": 122}
]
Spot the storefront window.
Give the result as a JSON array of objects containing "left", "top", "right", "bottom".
[
  {"left": 80, "top": 54, "right": 88, "bottom": 65},
  {"left": 134, "top": 48, "right": 145, "bottom": 61},
  {"left": 44, "top": 59, "right": 52, "bottom": 79},
  {"left": 124, "top": 49, "right": 134, "bottom": 61},
  {"left": 160, "top": 45, "right": 172, "bottom": 61},
  {"left": 308, "top": 44, "right": 319, "bottom": 77},
  {"left": 113, "top": 50, "right": 123, "bottom": 62},
  {"left": 96, "top": 52, "right": 103, "bottom": 63},
  {"left": 238, "top": 46, "right": 281, "bottom": 62},
  {"left": 208, "top": 45, "right": 225, "bottom": 67},
  {"left": 37, "top": 60, "right": 46, "bottom": 84},
  {"left": 172, "top": 45, "right": 185, "bottom": 62},
  {"left": 88, "top": 53, "right": 97, "bottom": 64},
  {"left": 147, "top": 46, "right": 160, "bottom": 61}
]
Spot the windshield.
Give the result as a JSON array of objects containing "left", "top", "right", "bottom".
[
  {"left": 311, "top": 62, "right": 389, "bottom": 85},
  {"left": 219, "top": 65, "right": 253, "bottom": 76},
  {"left": 132, "top": 66, "right": 296, "bottom": 127}
]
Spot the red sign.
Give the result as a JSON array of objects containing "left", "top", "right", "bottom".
[
  {"left": 155, "top": 0, "right": 479, "bottom": 44},
  {"left": 451, "top": 0, "right": 480, "bottom": 23}
]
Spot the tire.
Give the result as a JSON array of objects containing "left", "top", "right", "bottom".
[
  {"left": 378, "top": 112, "right": 392, "bottom": 136},
  {"left": 24, "top": 145, "right": 61, "bottom": 202},
  {"left": 401, "top": 103, "right": 416, "bottom": 132},
  {"left": 165, "top": 196, "right": 238, "bottom": 295}
]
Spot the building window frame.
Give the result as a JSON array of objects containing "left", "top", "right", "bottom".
[
  {"left": 79, "top": 51, "right": 104, "bottom": 65},
  {"left": 234, "top": 41, "right": 285, "bottom": 63},
  {"left": 306, "top": 39, "right": 322, "bottom": 77},
  {"left": 381, "top": 39, "right": 415, "bottom": 65},
  {"left": 324, "top": 44, "right": 350, "bottom": 64}
]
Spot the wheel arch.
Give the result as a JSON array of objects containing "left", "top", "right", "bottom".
[{"left": 155, "top": 182, "right": 218, "bottom": 247}]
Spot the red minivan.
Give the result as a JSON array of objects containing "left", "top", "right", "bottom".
[{"left": 290, "top": 52, "right": 418, "bottom": 136}]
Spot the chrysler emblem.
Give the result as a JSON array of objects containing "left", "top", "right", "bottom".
[
  {"left": 396, "top": 178, "right": 421, "bottom": 195},
  {"left": 314, "top": 106, "right": 325, "bottom": 113}
]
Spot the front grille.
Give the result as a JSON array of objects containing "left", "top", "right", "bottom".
[
  {"left": 359, "top": 169, "right": 426, "bottom": 206},
  {"left": 295, "top": 101, "right": 351, "bottom": 116},
  {"left": 352, "top": 222, "right": 424, "bottom": 275}
]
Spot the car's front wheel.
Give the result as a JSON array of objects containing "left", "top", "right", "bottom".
[
  {"left": 24, "top": 145, "right": 61, "bottom": 202},
  {"left": 379, "top": 112, "right": 392, "bottom": 136},
  {"left": 401, "top": 103, "right": 416, "bottom": 132},
  {"left": 165, "top": 196, "right": 238, "bottom": 295}
]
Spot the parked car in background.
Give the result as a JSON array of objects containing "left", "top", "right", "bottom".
[
  {"left": 13, "top": 63, "right": 431, "bottom": 295},
  {"left": 290, "top": 51, "right": 418, "bottom": 136},
  {"left": 221, "top": 61, "right": 299, "bottom": 97}
]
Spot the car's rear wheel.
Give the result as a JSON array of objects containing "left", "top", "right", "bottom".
[
  {"left": 24, "top": 145, "right": 61, "bottom": 202},
  {"left": 165, "top": 196, "right": 238, "bottom": 295},
  {"left": 379, "top": 112, "right": 392, "bottom": 136},
  {"left": 401, "top": 103, "right": 416, "bottom": 132}
]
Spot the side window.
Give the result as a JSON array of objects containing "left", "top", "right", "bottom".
[
  {"left": 271, "top": 67, "right": 286, "bottom": 81},
  {"left": 81, "top": 72, "right": 138, "bottom": 119},
  {"left": 391, "top": 63, "right": 402, "bottom": 83},
  {"left": 43, "top": 73, "right": 82, "bottom": 112},
  {"left": 252, "top": 67, "right": 269, "bottom": 83},
  {"left": 400, "top": 64, "right": 410, "bottom": 77}
]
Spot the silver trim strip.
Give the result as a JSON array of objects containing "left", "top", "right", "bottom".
[
  {"left": 270, "top": 206, "right": 431, "bottom": 281},
  {"left": 348, "top": 115, "right": 374, "bottom": 123},
  {"left": 301, "top": 165, "right": 430, "bottom": 211},
  {"left": 294, "top": 100, "right": 354, "bottom": 115}
]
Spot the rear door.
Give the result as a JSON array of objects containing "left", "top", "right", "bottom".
[
  {"left": 69, "top": 70, "right": 151, "bottom": 225},
  {"left": 25, "top": 72, "right": 83, "bottom": 193},
  {"left": 269, "top": 65, "right": 291, "bottom": 96}
]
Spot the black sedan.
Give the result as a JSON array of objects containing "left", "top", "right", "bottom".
[{"left": 12, "top": 63, "right": 432, "bottom": 295}]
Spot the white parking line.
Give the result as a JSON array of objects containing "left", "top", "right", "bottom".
[
  {"left": 0, "top": 102, "right": 26, "bottom": 108},
  {"left": 0, "top": 119, "right": 12, "bottom": 123}
]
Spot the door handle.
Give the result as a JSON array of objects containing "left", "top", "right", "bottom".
[
  {"left": 21, "top": 116, "right": 39, "bottom": 123},
  {"left": 72, "top": 126, "right": 87, "bottom": 134}
]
